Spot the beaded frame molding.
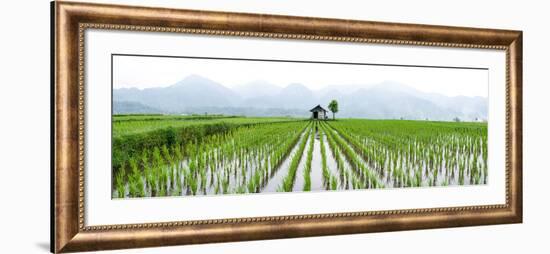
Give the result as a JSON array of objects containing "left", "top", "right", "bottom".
[{"left": 52, "top": 1, "right": 523, "bottom": 253}]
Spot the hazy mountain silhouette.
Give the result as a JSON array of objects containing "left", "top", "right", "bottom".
[
  {"left": 114, "top": 75, "right": 239, "bottom": 112},
  {"left": 113, "top": 75, "right": 487, "bottom": 121},
  {"left": 233, "top": 80, "right": 282, "bottom": 99},
  {"left": 113, "top": 101, "right": 163, "bottom": 114}
]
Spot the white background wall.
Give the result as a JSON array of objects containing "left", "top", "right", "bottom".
[{"left": 0, "top": 0, "right": 548, "bottom": 253}]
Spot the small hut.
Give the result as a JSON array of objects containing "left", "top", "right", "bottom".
[{"left": 310, "top": 105, "right": 328, "bottom": 120}]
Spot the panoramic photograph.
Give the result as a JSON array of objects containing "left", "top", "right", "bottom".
[{"left": 111, "top": 54, "right": 488, "bottom": 198}]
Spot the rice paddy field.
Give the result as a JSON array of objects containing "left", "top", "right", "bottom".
[{"left": 112, "top": 115, "right": 488, "bottom": 198}]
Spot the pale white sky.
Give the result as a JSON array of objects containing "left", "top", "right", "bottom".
[{"left": 113, "top": 55, "right": 488, "bottom": 97}]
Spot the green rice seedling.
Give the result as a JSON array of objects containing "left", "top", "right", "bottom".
[
  {"left": 173, "top": 143, "right": 183, "bottom": 166},
  {"left": 172, "top": 187, "right": 181, "bottom": 196},
  {"left": 221, "top": 176, "right": 230, "bottom": 194},
  {"left": 327, "top": 118, "right": 486, "bottom": 188},
  {"left": 323, "top": 123, "right": 383, "bottom": 188},
  {"left": 280, "top": 127, "right": 311, "bottom": 192},
  {"left": 432, "top": 166, "right": 439, "bottom": 186},
  {"left": 152, "top": 146, "right": 163, "bottom": 167},
  {"left": 114, "top": 162, "right": 126, "bottom": 198},
  {"left": 138, "top": 150, "right": 153, "bottom": 195},
  {"left": 236, "top": 186, "right": 246, "bottom": 194},
  {"left": 330, "top": 176, "right": 338, "bottom": 190},
  {"left": 188, "top": 173, "right": 198, "bottom": 195},
  {"left": 128, "top": 158, "right": 145, "bottom": 198},
  {"left": 352, "top": 177, "right": 359, "bottom": 189},
  {"left": 302, "top": 128, "right": 315, "bottom": 191},
  {"left": 459, "top": 172, "right": 465, "bottom": 186},
  {"left": 322, "top": 123, "right": 359, "bottom": 189},
  {"left": 302, "top": 171, "right": 311, "bottom": 191},
  {"left": 247, "top": 169, "right": 262, "bottom": 193},
  {"left": 140, "top": 149, "right": 149, "bottom": 169},
  {"left": 328, "top": 136, "right": 344, "bottom": 175},
  {"left": 319, "top": 131, "right": 331, "bottom": 187},
  {"left": 162, "top": 144, "right": 174, "bottom": 163},
  {"left": 162, "top": 165, "right": 171, "bottom": 195},
  {"left": 188, "top": 158, "right": 197, "bottom": 176},
  {"left": 262, "top": 156, "right": 270, "bottom": 186},
  {"left": 115, "top": 116, "right": 486, "bottom": 196},
  {"left": 214, "top": 181, "right": 220, "bottom": 195},
  {"left": 414, "top": 168, "right": 422, "bottom": 187},
  {"left": 172, "top": 177, "right": 182, "bottom": 196},
  {"left": 344, "top": 171, "right": 351, "bottom": 189},
  {"left": 158, "top": 184, "right": 166, "bottom": 196},
  {"left": 149, "top": 166, "right": 160, "bottom": 197},
  {"left": 215, "top": 171, "right": 224, "bottom": 194}
]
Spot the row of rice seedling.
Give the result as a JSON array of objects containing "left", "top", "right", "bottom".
[
  {"left": 114, "top": 121, "right": 310, "bottom": 198},
  {"left": 112, "top": 115, "right": 305, "bottom": 171},
  {"left": 278, "top": 125, "right": 312, "bottom": 192},
  {"left": 320, "top": 123, "right": 363, "bottom": 190},
  {"left": 302, "top": 123, "right": 316, "bottom": 191},
  {"left": 225, "top": 122, "right": 311, "bottom": 194},
  {"left": 319, "top": 128, "right": 329, "bottom": 187},
  {"left": 324, "top": 123, "right": 398, "bottom": 186},
  {"left": 245, "top": 123, "right": 310, "bottom": 193},
  {"left": 320, "top": 122, "right": 383, "bottom": 189},
  {"left": 173, "top": 121, "right": 310, "bottom": 196},
  {"left": 318, "top": 126, "right": 339, "bottom": 190},
  {"left": 114, "top": 117, "right": 488, "bottom": 198},
  {"left": 327, "top": 120, "right": 487, "bottom": 188}
]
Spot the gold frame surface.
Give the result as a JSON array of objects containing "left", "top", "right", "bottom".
[{"left": 53, "top": 1, "right": 523, "bottom": 253}]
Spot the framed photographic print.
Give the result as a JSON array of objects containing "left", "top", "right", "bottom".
[{"left": 52, "top": 1, "right": 522, "bottom": 253}]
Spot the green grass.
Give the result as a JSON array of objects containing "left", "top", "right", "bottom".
[{"left": 113, "top": 115, "right": 302, "bottom": 137}]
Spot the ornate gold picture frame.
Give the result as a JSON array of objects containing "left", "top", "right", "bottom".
[{"left": 52, "top": 1, "right": 522, "bottom": 253}]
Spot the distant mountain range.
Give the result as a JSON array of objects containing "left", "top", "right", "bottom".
[{"left": 113, "top": 74, "right": 487, "bottom": 121}]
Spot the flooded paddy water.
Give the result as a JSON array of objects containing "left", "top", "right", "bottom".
[
  {"left": 309, "top": 130, "right": 325, "bottom": 191},
  {"left": 263, "top": 131, "right": 308, "bottom": 192}
]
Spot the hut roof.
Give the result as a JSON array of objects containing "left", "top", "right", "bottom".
[{"left": 309, "top": 105, "right": 328, "bottom": 112}]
